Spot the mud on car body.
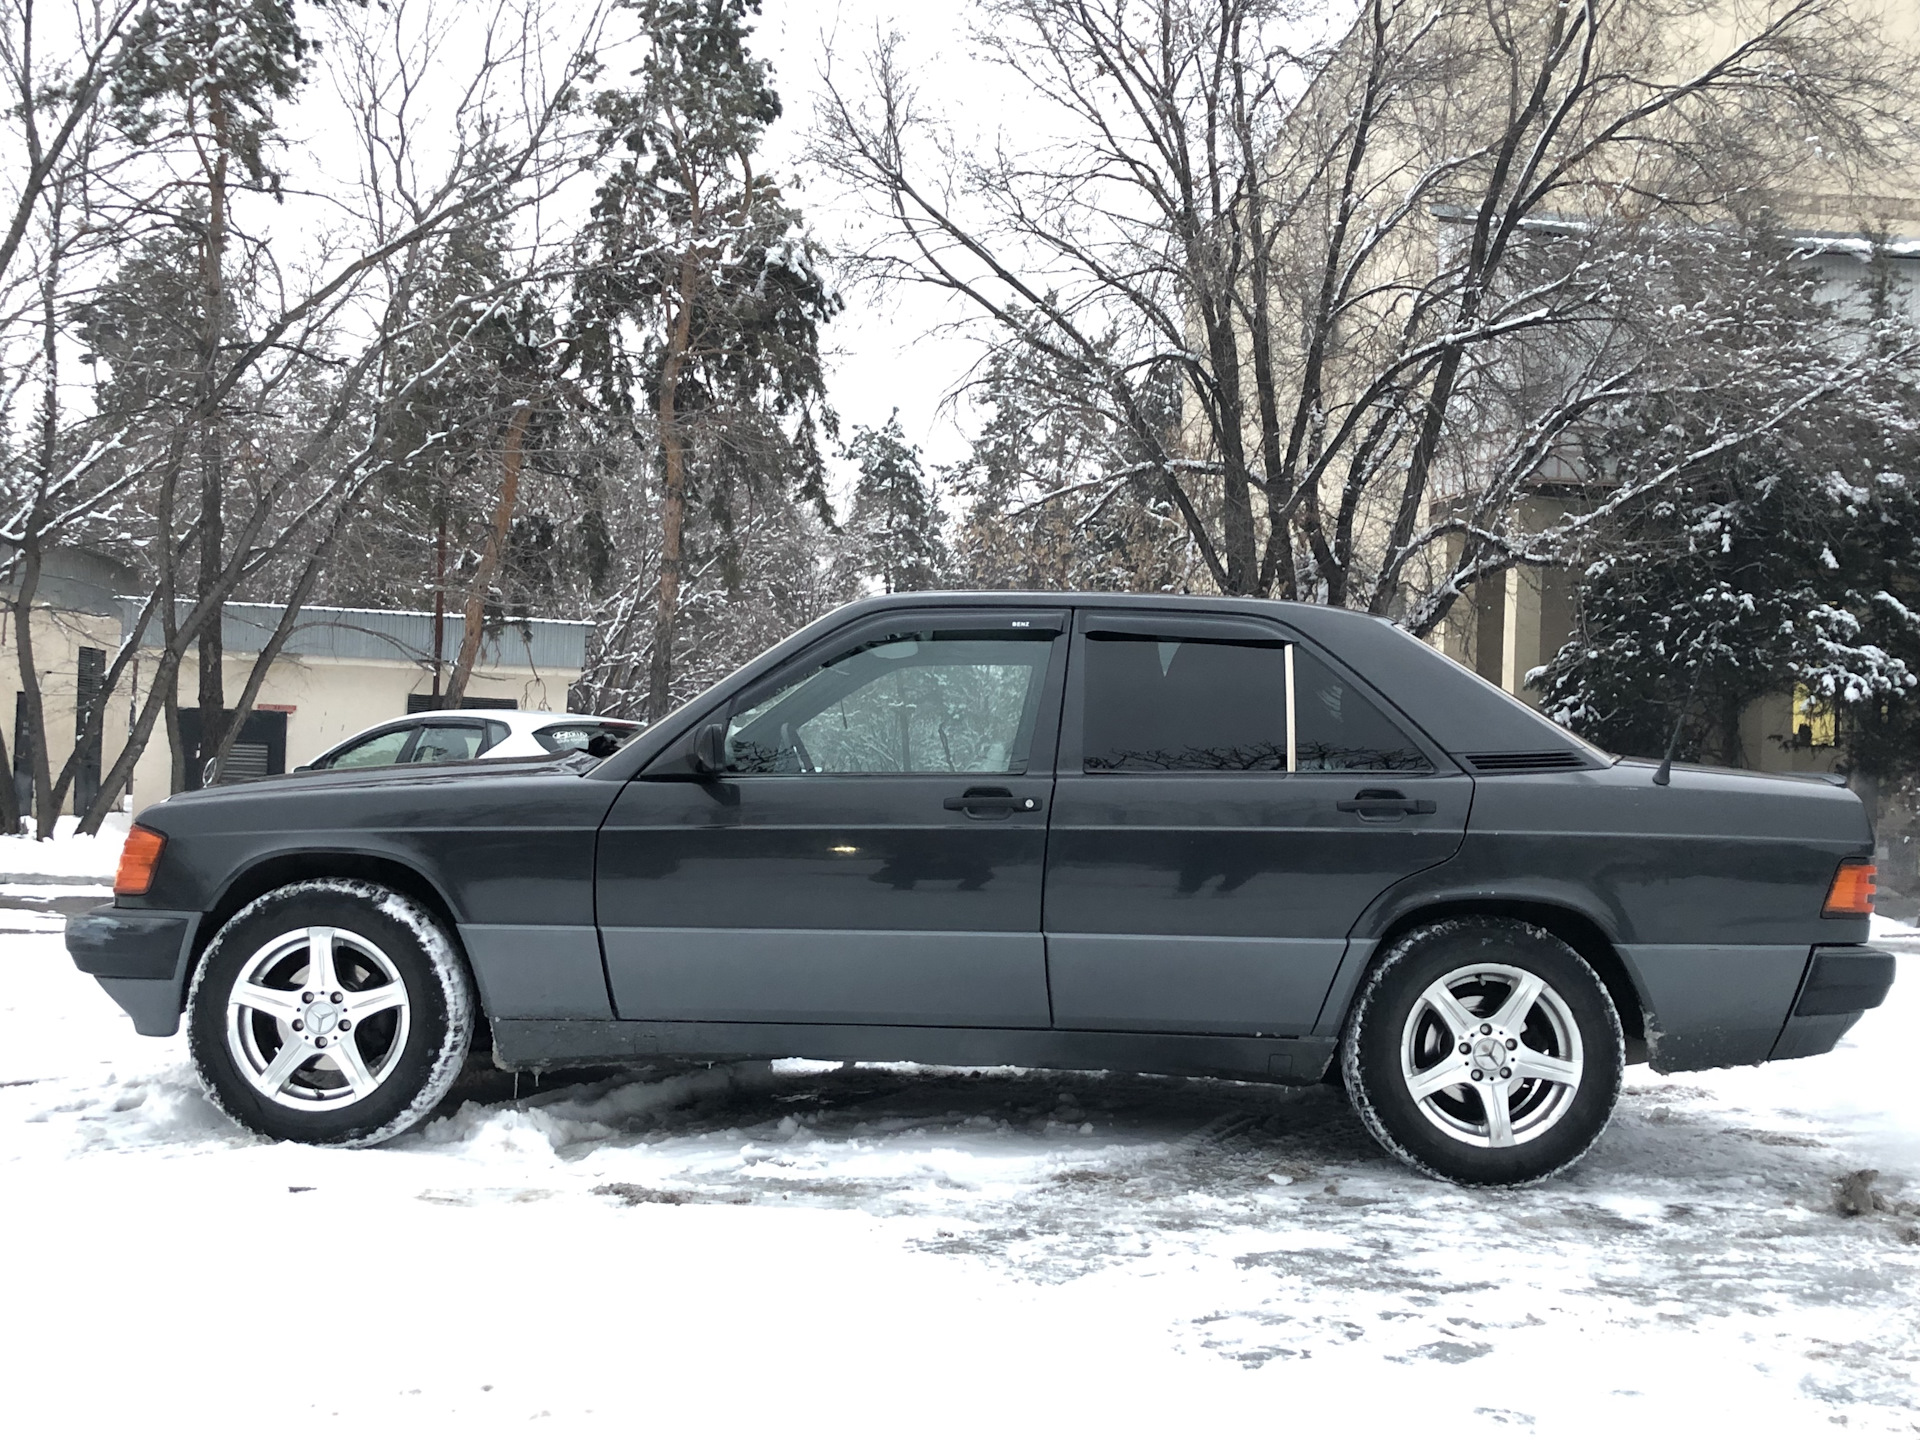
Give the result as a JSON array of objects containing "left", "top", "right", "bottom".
[{"left": 67, "top": 592, "right": 1896, "bottom": 1185}]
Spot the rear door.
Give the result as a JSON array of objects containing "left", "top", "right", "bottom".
[
  {"left": 1043, "top": 609, "right": 1470, "bottom": 1035},
  {"left": 598, "top": 608, "right": 1068, "bottom": 1028}
]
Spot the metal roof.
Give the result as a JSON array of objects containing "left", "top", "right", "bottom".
[{"left": 121, "top": 600, "right": 592, "bottom": 673}]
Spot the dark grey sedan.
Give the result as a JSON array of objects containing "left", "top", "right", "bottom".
[{"left": 66, "top": 593, "right": 1895, "bottom": 1185}]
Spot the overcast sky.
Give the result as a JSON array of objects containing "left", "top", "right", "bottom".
[{"left": 759, "top": 0, "right": 1015, "bottom": 478}]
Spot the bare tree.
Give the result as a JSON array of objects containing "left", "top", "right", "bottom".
[{"left": 813, "top": 0, "right": 1912, "bottom": 627}]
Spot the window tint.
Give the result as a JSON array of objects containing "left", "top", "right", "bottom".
[
  {"left": 409, "top": 724, "right": 486, "bottom": 764},
  {"left": 1082, "top": 635, "right": 1289, "bottom": 771},
  {"left": 725, "top": 630, "right": 1053, "bottom": 775},
  {"left": 1292, "top": 649, "right": 1430, "bottom": 772},
  {"left": 325, "top": 726, "right": 413, "bottom": 770},
  {"left": 535, "top": 721, "right": 639, "bottom": 755}
]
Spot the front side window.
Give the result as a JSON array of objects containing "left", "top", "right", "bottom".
[
  {"left": 324, "top": 726, "right": 413, "bottom": 770},
  {"left": 724, "top": 629, "right": 1054, "bottom": 776},
  {"left": 1081, "top": 634, "right": 1290, "bottom": 771}
]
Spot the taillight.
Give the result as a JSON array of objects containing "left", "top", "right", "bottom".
[
  {"left": 1822, "top": 858, "right": 1876, "bottom": 918},
  {"left": 114, "top": 825, "right": 166, "bottom": 897}
]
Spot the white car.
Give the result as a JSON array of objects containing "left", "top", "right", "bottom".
[{"left": 301, "top": 709, "right": 642, "bottom": 772}]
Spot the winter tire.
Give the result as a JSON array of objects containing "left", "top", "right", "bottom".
[
  {"left": 1340, "top": 917, "right": 1624, "bottom": 1186},
  {"left": 187, "top": 880, "right": 474, "bottom": 1146}
]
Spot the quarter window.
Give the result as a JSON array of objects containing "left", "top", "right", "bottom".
[
  {"left": 1291, "top": 649, "right": 1431, "bottom": 772},
  {"left": 724, "top": 630, "right": 1054, "bottom": 775}
]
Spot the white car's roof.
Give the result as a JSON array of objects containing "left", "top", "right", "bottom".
[{"left": 400, "top": 709, "right": 636, "bottom": 730}]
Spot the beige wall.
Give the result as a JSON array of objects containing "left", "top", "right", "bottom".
[
  {"left": 5, "top": 588, "right": 586, "bottom": 824},
  {"left": 0, "top": 605, "right": 131, "bottom": 816}
]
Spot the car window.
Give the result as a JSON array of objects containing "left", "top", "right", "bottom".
[
  {"left": 534, "top": 721, "right": 639, "bottom": 754},
  {"left": 724, "top": 630, "right": 1054, "bottom": 775},
  {"left": 409, "top": 723, "right": 487, "bottom": 765},
  {"left": 323, "top": 726, "right": 414, "bottom": 770},
  {"left": 1081, "top": 634, "right": 1290, "bottom": 771},
  {"left": 1292, "top": 649, "right": 1432, "bottom": 772}
]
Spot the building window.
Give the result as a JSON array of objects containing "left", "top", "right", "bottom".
[{"left": 1792, "top": 684, "right": 1836, "bottom": 748}]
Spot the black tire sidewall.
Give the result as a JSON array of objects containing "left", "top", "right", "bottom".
[
  {"left": 1342, "top": 919, "right": 1623, "bottom": 1186},
  {"left": 187, "top": 882, "right": 470, "bottom": 1146}
]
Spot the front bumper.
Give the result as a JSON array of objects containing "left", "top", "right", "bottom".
[
  {"left": 65, "top": 905, "right": 202, "bottom": 1037},
  {"left": 1769, "top": 944, "right": 1898, "bottom": 1062}
]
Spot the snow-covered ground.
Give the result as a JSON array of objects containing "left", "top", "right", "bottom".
[{"left": 2, "top": 895, "right": 1916, "bottom": 1436}]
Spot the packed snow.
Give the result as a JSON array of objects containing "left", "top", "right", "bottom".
[{"left": 1, "top": 884, "right": 1915, "bottom": 1436}]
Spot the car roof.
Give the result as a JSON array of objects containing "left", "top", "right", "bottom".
[{"left": 397, "top": 709, "right": 636, "bottom": 728}]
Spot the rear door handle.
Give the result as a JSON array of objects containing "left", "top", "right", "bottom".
[
  {"left": 1336, "top": 789, "right": 1436, "bottom": 818},
  {"left": 943, "top": 788, "right": 1040, "bottom": 817}
]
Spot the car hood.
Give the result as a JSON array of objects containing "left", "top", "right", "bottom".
[{"left": 141, "top": 750, "right": 602, "bottom": 816}]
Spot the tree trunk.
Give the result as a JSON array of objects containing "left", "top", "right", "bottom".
[
  {"left": 194, "top": 90, "right": 233, "bottom": 788},
  {"left": 10, "top": 539, "right": 56, "bottom": 837},
  {"left": 646, "top": 251, "right": 699, "bottom": 722},
  {"left": 444, "top": 403, "right": 533, "bottom": 706},
  {"left": 431, "top": 510, "right": 448, "bottom": 702}
]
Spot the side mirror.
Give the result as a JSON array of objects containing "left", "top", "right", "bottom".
[{"left": 690, "top": 722, "right": 726, "bottom": 776}]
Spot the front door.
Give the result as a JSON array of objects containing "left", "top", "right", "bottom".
[
  {"left": 598, "top": 609, "right": 1068, "bottom": 1028},
  {"left": 1043, "top": 609, "right": 1470, "bottom": 1036}
]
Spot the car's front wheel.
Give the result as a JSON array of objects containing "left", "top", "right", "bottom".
[
  {"left": 1340, "top": 918, "right": 1624, "bottom": 1186},
  {"left": 186, "top": 880, "right": 474, "bottom": 1146}
]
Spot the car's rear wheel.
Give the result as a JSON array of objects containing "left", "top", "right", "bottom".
[
  {"left": 187, "top": 880, "right": 474, "bottom": 1146},
  {"left": 1340, "top": 918, "right": 1624, "bottom": 1186}
]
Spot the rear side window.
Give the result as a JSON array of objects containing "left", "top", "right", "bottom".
[
  {"left": 1292, "top": 649, "right": 1431, "bottom": 772},
  {"left": 1076, "top": 631, "right": 1432, "bottom": 774},
  {"left": 535, "top": 721, "right": 639, "bottom": 754},
  {"left": 1081, "top": 635, "right": 1289, "bottom": 771}
]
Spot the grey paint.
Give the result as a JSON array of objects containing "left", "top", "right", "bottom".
[
  {"left": 1046, "top": 934, "right": 1348, "bottom": 1034},
  {"left": 66, "top": 906, "right": 195, "bottom": 979},
  {"left": 459, "top": 924, "right": 613, "bottom": 1020},
  {"left": 1616, "top": 943, "right": 1812, "bottom": 1070},
  {"left": 490, "top": 1017, "right": 1338, "bottom": 1084},
  {"left": 1770, "top": 1011, "right": 1865, "bottom": 1062},
  {"left": 603, "top": 928, "right": 1052, "bottom": 1028},
  {"left": 95, "top": 976, "right": 189, "bottom": 1037}
]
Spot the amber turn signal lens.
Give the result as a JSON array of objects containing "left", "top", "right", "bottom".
[
  {"left": 114, "top": 825, "right": 166, "bottom": 897},
  {"left": 1822, "top": 858, "right": 1876, "bottom": 918}
]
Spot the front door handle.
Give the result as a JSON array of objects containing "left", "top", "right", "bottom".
[
  {"left": 943, "top": 787, "right": 1040, "bottom": 817},
  {"left": 1336, "top": 789, "right": 1436, "bottom": 819}
]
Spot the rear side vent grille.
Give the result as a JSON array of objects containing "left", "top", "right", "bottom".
[{"left": 1463, "top": 750, "right": 1587, "bottom": 775}]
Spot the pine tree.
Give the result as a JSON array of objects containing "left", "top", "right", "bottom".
[
  {"left": 843, "top": 413, "right": 944, "bottom": 593},
  {"left": 567, "top": 0, "right": 837, "bottom": 719}
]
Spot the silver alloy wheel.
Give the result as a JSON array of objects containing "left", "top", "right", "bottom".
[
  {"left": 224, "top": 925, "right": 411, "bottom": 1112},
  {"left": 1398, "top": 962, "right": 1583, "bottom": 1149}
]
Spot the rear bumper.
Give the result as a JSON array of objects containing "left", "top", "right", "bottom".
[
  {"left": 1768, "top": 944, "right": 1897, "bottom": 1062},
  {"left": 65, "top": 905, "right": 201, "bottom": 1037}
]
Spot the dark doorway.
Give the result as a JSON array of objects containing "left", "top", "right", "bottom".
[
  {"left": 74, "top": 647, "right": 105, "bottom": 814},
  {"left": 177, "top": 707, "right": 288, "bottom": 788},
  {"left": 11, "top": 692, "right": 29, "bottom": 820}
]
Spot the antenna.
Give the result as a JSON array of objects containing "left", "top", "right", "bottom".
[{"left": 1652, "top": 672, "right": 1700, "bottom": 787}]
